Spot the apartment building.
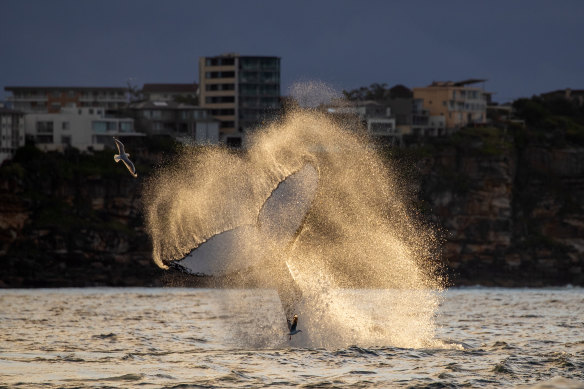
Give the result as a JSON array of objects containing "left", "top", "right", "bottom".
[
  {"left": 0, "top": 108, "right": 25, "bottom": 164},
  {"left": 199, "top": 53, "right": 281, "bottom": 146},
  {"left": 325, "top": 101, "right": 399, "bottom": 144},
  {"left": 24, "top": 107, "right": 140, "bottom": 152},
  {"left": 4, "top": 86, "right": 127, "bottom": 114},
  {"left": 142, "top": 83, "right": 198, "bottom": 103},
  {"left": 413, "top": 79, "right": 489, "bottom": 130},
  {"left": 129, "top": 101, "right": 219, "bottom": 144}
]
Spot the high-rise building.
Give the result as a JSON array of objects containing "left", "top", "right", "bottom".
[{"left": 199, "top": 54, "right": 281, "bottom": 147}]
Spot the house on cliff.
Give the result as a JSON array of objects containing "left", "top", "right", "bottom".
[
  {"left": 0, "top": 108, "right": 25, "bottom": 164},
  {"left": 141, "top": 83, "right": 198, "bottom": 103},
  {"left": 128, "top": 101, "right": 219, "bottom": 145},
  {"left": 413, "top": 79, "right": 490, "bottom": 132},
  {"left": 24, "top": 107, "right": 142, "bottom": 152},
  {"left": 322, "top": 100, "right": 400, "bottom": 145},
  {"left": 540, "top": 88, "right": 584, "bottom": 107}
]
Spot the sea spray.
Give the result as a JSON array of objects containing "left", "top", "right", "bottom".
[{"left": 143, "top": 83, "right": 445, "bottom": 348}]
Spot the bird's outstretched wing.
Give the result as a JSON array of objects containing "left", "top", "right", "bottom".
[
  {"left": 121, "top": 156, "right": 137, "bottom": 177},
  {"left": 113, "top": 137, "right": 125, "bottom": 154}
]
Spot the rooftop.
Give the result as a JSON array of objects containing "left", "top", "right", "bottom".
[
  {"left": 4, "top": 86, "right": 126, "bottom": 92},
  {"left": 142, "top": 83, "right": 198, "bottom": 93},
  {"left": 429, "top": 79, "right": 487, "bottom": 87},
  {"left": 128, "top": 101, "right": 203, "bottom": 110}
]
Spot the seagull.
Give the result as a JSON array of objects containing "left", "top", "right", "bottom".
[
  {"left": 113, "top": 137, "right": 137, "bottom": 178},
  {"left": 287, "top": 314, "right": 302, "bottom": 340}
]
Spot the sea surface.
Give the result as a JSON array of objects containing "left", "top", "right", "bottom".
[{"left": 1, "top": 287, "right": 583, "bottom": 388}]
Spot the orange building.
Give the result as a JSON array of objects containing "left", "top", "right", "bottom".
[{"left": 413, "top": 79, "right": 490, "bottom": 130}]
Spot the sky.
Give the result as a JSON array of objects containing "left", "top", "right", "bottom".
[{"left": 1, "top": 0, "right": 583, "bottom": 103}]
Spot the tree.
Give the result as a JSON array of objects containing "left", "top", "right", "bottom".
[{"left": 342, "top": 83, "right": 412, "bottom": 102}]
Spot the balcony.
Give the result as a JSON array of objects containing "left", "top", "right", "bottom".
[{"left": 7, "top": 95, "right": 48, "bottom": 102}]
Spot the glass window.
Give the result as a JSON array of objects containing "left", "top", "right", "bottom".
[
  {"left": 62, "top": 121, "right": 70, "bottom": 130},
  {"left": 36, "top": 121, "right": 54, "bottom": 133},
  {"left": 120, "top": 121, "right": 133, "bottom": 132},
  {"left": 92, "top": 121, "right": 107, "bottom": 133},
  {"left": 206, "top": 84, "right": 235, "bottom": 91}
]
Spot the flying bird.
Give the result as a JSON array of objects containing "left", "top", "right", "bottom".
[
  {"left": 113, "top": 137, "right": 137, "bottom": 178},
  {"left": 287, "top": 314, "right": 302, "bottom": 340}
]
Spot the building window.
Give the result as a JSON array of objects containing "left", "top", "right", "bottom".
[
  {"left": 205, "top": 71, "right": 235, "bottom": 79},
  {"left": 92, "top": 121, "right": 107, "bottom": 133},
  {"left": 206, "top": 84, "right": 235, "bottom": 91},
  {"left": 210, "top": 109, "right": 235, "bottom": 116},
  {"left": 205, "top": 96, "right": 235, "bottom": 104},
  {"left": 120, "top": 121, "right": 133, "bottom": 132},
  {"left": 62, "top": 121, "right": 70, "bottom": 130},
  {"left": 219, "top": 121, "right": 235, "bottom": 128},
  {"left": 206, "top": 57, "right": 235, "bottom": 66},
  {"left": 36, "top": 121, "right": 54, "bottom": 133},
  {"left": 61, "top": 135, "right": 71, "bottom": 145}
]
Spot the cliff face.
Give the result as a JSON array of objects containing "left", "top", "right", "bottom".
[
  {"left": 1, "top": 128, "right": 584, "bottom": 288},
  {"left": 413, "top": 128, "right": 584, "bottom": 286},
  {"left": 0, "top": 147, "right": 165, "bottom": 287}
]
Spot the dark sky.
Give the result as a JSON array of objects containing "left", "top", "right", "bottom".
[{"left": 1, "top": 0, "right": 583, "bottom": 103}]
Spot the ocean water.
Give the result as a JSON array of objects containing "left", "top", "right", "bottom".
[{"left": 0, "top": 287, "right": 583, "bottom": 388}]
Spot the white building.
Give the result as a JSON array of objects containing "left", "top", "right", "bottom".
[
  {"left": 0, "top": 108, "right": 25, "bottom": 164},
  {"left": 24, "top": 107, "right": 142, "bottom": 152},
  {"left": 141, "top": 83, "right": 198, "bottom": 103},
  {"left": 325, "top": 101, "right": 399, "bottom": 144}
]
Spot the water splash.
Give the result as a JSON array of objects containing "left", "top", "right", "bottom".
[
  {"left": 288, "top": 80, "right": 343, "bottom": 108},
  {"left": 143, "top": 82, "right": 445, "bottom": 348}
]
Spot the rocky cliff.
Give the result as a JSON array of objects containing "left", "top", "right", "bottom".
[
  {"left": 1, "top": 125, "right": 584, "bottom": 287},
  {"left": 403, "top": 126, "right": 584, "bottom": 286},
  {"left": 0, "top": 145, "right": 166, "bottom": 287}
]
